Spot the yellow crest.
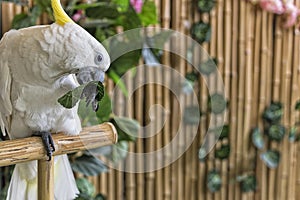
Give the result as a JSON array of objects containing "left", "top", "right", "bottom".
[{"left": 51, "top": 0, "right": 74, "bottom": 26}]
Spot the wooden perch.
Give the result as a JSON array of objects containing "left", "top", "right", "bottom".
[{"left": 0, "top": 122, "right": 118, "bottom": 167}]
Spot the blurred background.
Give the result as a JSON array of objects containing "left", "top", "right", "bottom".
[{"left": 1, "top": 0, "right": 300, "bottom": 200}]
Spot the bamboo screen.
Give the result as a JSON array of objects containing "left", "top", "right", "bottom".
[{"left": 1, "top": 0, "right": 300, "bottom": 200}]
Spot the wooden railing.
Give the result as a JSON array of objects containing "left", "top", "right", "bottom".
[{"left": 0, "top": 122, "right": 118, "bottom": 200}]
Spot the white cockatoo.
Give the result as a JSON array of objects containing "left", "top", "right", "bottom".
[{"left": 0, "top": 0, "right": 110, "bottom": 199}]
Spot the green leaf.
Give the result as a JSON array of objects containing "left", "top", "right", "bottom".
[
  {"left": 75, "top": 178, "right": 95, "bottom": 198},
  {"left": 199, "top": 58, "right": 218, "bottom": 75},
  {"left": 86, "top": 4, "right": 120, "bottom": 19},
  {"left": 260, "top": 150, "right": 280, "bottom": 169},
  {"left": 109, "top": 49, "right": 142, "bottom": 77},
  {"left": 71, "top": 155, "right": 108, "bottom": 176},
  {"left": 252, "top": 127, "right": 264, "bottom": 149},
  {"left": 263, "top": 102, "right": 283, "bottom": 123},
  {"left": 118, "top": 7, "right": 142, "bottom": 30},
  {"left": 12, "top": 13, "right": 35, "bottom": 29},
  {"left": 183, "top": 106, "right": 201, "bottom": 125},
  {"left": 198, "top": 0, "right": 216, "bottom": 13},
  {"left": 111, "top": 141, "right": 129, "bottom": 163},
  {"left": 208, "top": 93, "right": 227, "bottom": 114},
  {"left": 113, "top": 0, "right": 129, "bottom": 12},
  {"left": 58, "top": 86, "right": 84, "bottom": 109},
  {"left": 296, "top": 100, "right": 300, "bottom": 110},
  {"left": 198, "top": 147, "right": 207, "bottom": 162},
  {"left": 191, "top": 21, "right": 211, "bottom": 44},
  {"left": 138, "top": 1, "right": 158, "bottom": 26},
  {"left": 96, "top": 93, "right": 112, "bottom": 123},
  {"left": 267, "top": 124, "right": 286, "bottom": 142},
  {"left": 94, "top": 194, "right": 106, "bottom": 200},
  {"left": 58, "top": 81, "right": 104, "bottom": 109},
  {"left": 107, "top": 70, "right": 129, "bottom": 97},
  {"left": 215, "top": 144, "right": 230, "bottom": 160},
  {"left": 210, "top": 124, "right": 230, "bottom": 140},
  {"left": 240, "top": 175, "right": 257, "bottom": 193},
  {"left": 185, "top": 72, "right": 199, "bottom": 82},
  {"left": 112, "top": 117, "right": 140, "bottom": 141},
  {"left": 289, "top": 127, "right": 298, "bottom": 142},
  {"left": 207, "top": 169, "right": 222, "bottom": 193}
]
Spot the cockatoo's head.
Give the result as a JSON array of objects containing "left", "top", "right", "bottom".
[{"left": 51, "top": 0, "right": 110, "bottom": 84}]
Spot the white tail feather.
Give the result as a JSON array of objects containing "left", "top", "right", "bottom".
[{"left": 6, "top": 155, "right": 78, "bottom": 200}]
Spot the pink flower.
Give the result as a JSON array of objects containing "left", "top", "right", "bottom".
[
  {"left": 260, "top": 0, "right": 285, "bottom": 14},
  {"left": 130, "top": 0, "right": 143, "bottom": 13},
  {"left": 283, "top": 1, "right": 300, "bottom": 28},
  {"left": 72, "top": 10, "right": 83, "bottom": 22}
]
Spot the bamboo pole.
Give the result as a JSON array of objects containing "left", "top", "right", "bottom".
[
  {"left": 267, "top": 13, "right": 276, "bottom": 200},
  {"left": 161, "top": 1, "right": 172, "bottom": 199},
  {"left": 135, "top": 61, "right": 145, "bottom": 200},
  {"left": 125, "top": 69, "right": 136, "bottom": 200},
  {"left": 145, "top": 68, "right": 155, "bottom": 200},
  {"left": 170, "top": 0, "right": 181, "bottom": 199},
  {"left": 229, "top": 0, "right": 238, "bottom": 199},
  {"left": 38, "top": 159, "right": 54, "bottom": 200},
  {"left": 0, "top": 123, "right": 117, "bottom": 167}
]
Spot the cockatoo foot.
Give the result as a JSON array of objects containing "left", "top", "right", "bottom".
[{"left": 33, "top": 131, "right": 55, "bottom": 161}]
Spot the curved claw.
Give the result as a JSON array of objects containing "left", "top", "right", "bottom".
[{"left": 33, "top": 131, "right": 55, "bottom": 161}]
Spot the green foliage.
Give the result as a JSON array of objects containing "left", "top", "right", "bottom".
[
  {"left": 111, "top": 117, "right": 140, "bottom": 142},
  {"left": 260, "top": 150, "right": 280, "bottom": 169},
  {"left": 252, "top": 127, "right": 264, "bottom": 149},
  {"left": 137, "top": 1, "right": 158, "bottom": 27},
  {"left": 197, "top": 0, "right": 216, "bottom": 13},
  {"left": 75, "top": 177, "right": 106, "bottom": 200},
  {"left": 199, "top": 58, "right": 218, "bottom": 75},
  {"left": 296, "top": 100, "right": 300, "bottom": 110},
  {"left": 183, "top": 106, "right": 201, "bottom": 125},
  {"left": 58, "top": 81, "right": 104, "bottom": 110},
  {"left": 208, "top": 93, "right": 227, "bottom": 114},
  {"left": 207, "top": 169, "right": 222, "bottom": 193},
  {"left": 267, "top": 124, "right": 286, "bottom": 142},
  {"left": 262, "top": 102, "right": 283, "bottom": 124},
  {"left": 76, "top": 178, "right": 95, "bottom": 197},
  {"left": 198, "top": 147, "right": 207, "bottom": 162},
  {"left": 71, "top": 155, "right": 108, "bottom": 176},
  {"left": 96, "top": 93, "right": 112, "bottom": 123},
  {"left": 210, "top": 124, "right": 230, "bottom": 140},
  {"left": 239, "top": 175, "right": 257, "bottom": 193},
  {"left": 289, "top": 127, "right": 298, "bottom": 142},
  {"left": 215, "top": 144, "right": 230, "bottom": 160},
  {"left": 191, "top": 21, "right": 211, "bottom": 44}
]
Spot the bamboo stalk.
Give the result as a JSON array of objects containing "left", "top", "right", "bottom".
[
  {"left": 161, "top": 1, "right": 172, "bottom": 199},
  {"left": 266, "top": 13, "right": 276, "bottom": 200},
  {"left": 154, "top": 63, "right": 163, "bottom": 200},
  {"left": 235, "top": 1, "right": 246, "bottom": 199},
  {"left": 38, "top": 159, "right": 54, "bottom": 200},
  {"left": 1, "top": 2, "right": 14, "bottom": 33},
  {"left": 145, "top": 67, "right": 155, "bottom": 200},
  {"left": 135, "top": 61, "right": 145, "bottom": 200},
  {"left": 125, "top": 69, "right": 136, "bottom": 200},
  {"left": 280, "top": 22, "right": 293, "bottom": 200},
  {"left": 228, "top": 0, "right": 239, "bottom": 199}
]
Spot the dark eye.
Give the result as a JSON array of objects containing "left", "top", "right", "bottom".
[{"left": 95, "top": 54, "right": 103, "bottom": 64}]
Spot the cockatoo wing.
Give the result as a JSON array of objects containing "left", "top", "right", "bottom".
[{"left": 0, "top": 31, "right": 13, "bottom": 136}]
